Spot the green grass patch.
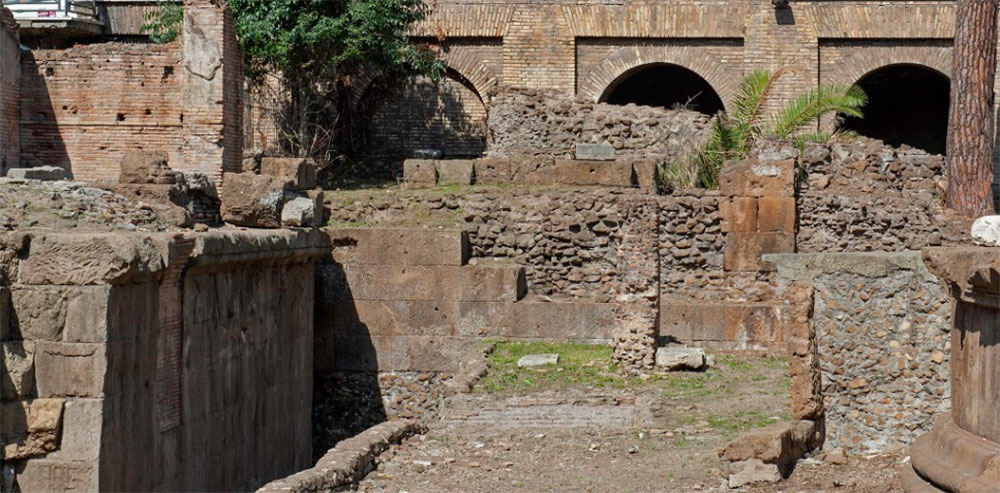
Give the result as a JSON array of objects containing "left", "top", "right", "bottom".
[
  {"left": 475, "top": 341, "right": 623, "bottom": 393},
  {"left": 704, "top": 409, "right": 788, "bottom": 436}
]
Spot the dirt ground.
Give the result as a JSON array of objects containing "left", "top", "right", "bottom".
[{"left": 354, "top": 345, "right": 904, "bottom": 492}]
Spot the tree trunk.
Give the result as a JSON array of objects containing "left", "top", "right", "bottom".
[{"left": 947, "top": 0, "right": 999, "bottom": 215}]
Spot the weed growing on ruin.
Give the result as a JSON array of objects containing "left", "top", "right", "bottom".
[{"left": 656, "top": 69, "right": 867, "bottom": 192}]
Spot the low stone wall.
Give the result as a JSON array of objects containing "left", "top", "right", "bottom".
[
  {"left": 486, "top": 87, "right": 709, "bottom": 164},
  {"left": 769, "top": 252, "right": 952, "bottom": 453},
  {"left": 1, "top": 229, "right": 327, "bottom": 491}
]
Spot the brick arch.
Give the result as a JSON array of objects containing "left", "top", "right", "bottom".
[
  {"left": 821, "top": 47, "right": 952, "bottom": 88},
  {"left": 349, "top": 52, "right": 498, "bottom": 112},
  {"left": 577, "top": 46, "right": 737, "bottom": 109}
]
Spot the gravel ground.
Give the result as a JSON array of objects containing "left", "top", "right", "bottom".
[{"left": 346, "top": 350, "right": 908, "bottom": 492}]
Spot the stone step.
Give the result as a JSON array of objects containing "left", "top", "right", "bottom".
[
  {"left": 326, "top": 228, "right": 469, "bottom": 266},
  {"left": 317, "top": 263, "right": 526, "bottom": 303}
]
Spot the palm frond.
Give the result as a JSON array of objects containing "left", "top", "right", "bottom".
[
  {"left": 730, "top": 69, "right": 783, "bottom": 142},
  {"left": 768, "top": 84, "right": 867, "bottom": 139}
]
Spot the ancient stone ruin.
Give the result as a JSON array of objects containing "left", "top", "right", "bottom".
[{"left": 1, "top": 0, "right": 999, "bottom": 492}]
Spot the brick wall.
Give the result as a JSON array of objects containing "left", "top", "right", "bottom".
[
  {"left": 19, "top": 43, "right": 184, "bottom": 182},
  {"left": 1, "top": 8, "right": 18, "bottom": 175},
  {"left": 17, "top": 0, "right": 241, "bottom": 184}
]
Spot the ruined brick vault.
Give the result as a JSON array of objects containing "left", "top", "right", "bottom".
[{"left": 363, "top": 0, "right": 968, "bottom": 166}]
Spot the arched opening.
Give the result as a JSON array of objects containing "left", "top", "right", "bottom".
[
  {"left": 839, "top": 64, "right": 950, "bottom": 154},
  {"left": 367, "top": 68, "right": 488, "bottom": 163},
  {"left": 600, "top": 64, "right": 725, "bottom": 115}
]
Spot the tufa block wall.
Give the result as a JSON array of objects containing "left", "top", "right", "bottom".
[
  {"left": 1, "top": 8, "right": 18, "bottom": 175},
  {"left": 1, "top": 230, "right": 327, "bottom": 491}
]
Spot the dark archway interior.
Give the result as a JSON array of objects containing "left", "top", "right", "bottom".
[
  {"left": 602, "top": 64, "right": 725, "bottom": 116},
  {"left": 840, "top": 64, "right": 950, "bottom": 155}
]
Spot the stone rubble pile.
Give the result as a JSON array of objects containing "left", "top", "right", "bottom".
[{"left": 221, "top": 157, "right": 324, "bottom": 228}]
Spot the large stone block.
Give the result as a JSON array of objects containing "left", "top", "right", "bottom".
[
  {"left": 45, "top": 398, "right": 102, "bottom": 462},
  {"left": 722, "top": 419, "right": 821, "bottom": 476},
  {"left": 281, "top": 192, "right": 323, "bottom": 228},
  {"left": 1, "top": 398, "right": 65, "bottom": 459},
  {"left": 18, "top": 234, "right": 166, "bottom": 286},
  {"left": 552, "top": 159, "right": 634, "bottom": 186},
  {"left": 119, "top": 151, "right": 176, "bottom": 185},
  {"left": 659, "top": 299, "right": 727, "bottom": 342},
  {"left": 34, "top": 342, "right": 106, "bottom": 398},
  {"left": 6, "top": 166, "right": 67, "bottom": 181},
  {"left": 320, "top": 264, "right": 525, "bottom": 302},
  {"left": 320, "top": 334, "right": 476, "bottom": 372},
  {"left": 260, "top": 157, "right": 317, "bottom": 190},
  {"left": 757, "top": 197, "right": 796, "bottom": 233},
  {"left": 724, "top": 304, "right": 787, "bottom": 345},
  {"left": 11, "top": 458, "right": 97, "bottom": 492},
  {"left": 724, "top": 232, "right": 794, "bottom": 272},
  {"left": 631, "top": 159, "right": 657, "bottom": 190},
  {"left": 2, "top": 341, "right": 35, "bottom": 399},
  {"left": 725, "top": 197, "right": 758, "bottom": 233},
  {"left": 220, "top": 173, "right": 284, "bottom": 228},
  {"left": 327, "top": 228, "right": 469, "bottom": 266},
  {"left": 402, "top": 159, "right": 437, "bottom": 187},
  {"left": 8, "top": 286, "right": 111, "bottom": 342},
  {"left": 471, "top": 158, "right": 513, "bottom": 185},
  {"left": 436, "top": 160, "right": 475, "bottom": 186},
  {"left": 719, "top": 159, "right": 795, "bottom": 198},
  {"left": 455, "top": 299, "right": 617, "bottom": 340},
  {"left": 575, "top": 142, "right": 615, "bottom": 161}
]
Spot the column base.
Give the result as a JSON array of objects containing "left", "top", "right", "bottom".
[{"left": 905, "top": 413, "right": 1000, "bottom": 492}]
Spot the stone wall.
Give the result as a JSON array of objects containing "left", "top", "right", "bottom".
[
  {"left": 485, "top": 87, "right": 709, "bottom": 164},
  {"left": 1, "top": 230, "right": 327, "bottom": 491},
  {"left": 769, "top": 252, "right": 952, "bottom": 453},
  {"left": 796, "top": 138, "right": 970, "bottom": 253},
  {"left": 0, "top": 8, "right": 18, "bottom": 175},
  {"left": 16, "top": 0, "right": 241, "bottom": 184}
]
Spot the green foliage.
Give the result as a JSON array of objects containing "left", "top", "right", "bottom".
[
  {"left": 656, "top": 70, "right": 867, "bottom": 192},
  {"left": 228, "top": 0, "right": 444, "bottom": 83},
  {"left": 140, "top": 1, "right": 183, "bottom": 44}
]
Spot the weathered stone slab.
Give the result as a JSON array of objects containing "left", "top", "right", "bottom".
[
  {"left": 727, "top": 458, "right": 781, "bottom": 488},
  {"left": 552, "top": 159, "right": 634, "bottom": 186},
  {"left": 654, "top": 346, "right": 706, "bottom": 370},
  {"left": 34, "top": 342, "right": 106, "bottom": 397},
  {"left": 402, "top": 159, "right": 437, "bottom": 187},
  {"left": 320, "top": 334, "right": 479, "bottom": 372},
  {"left": 9, "top": 457, "right": 96, "bottom": 492},
  {"left": 46, "top": 398, "right": 102, "bottom": 461},
  {"left": 18, "top": 234, "right": 166, "bottom": 285},
  {"left": 220, "top": 173, "right": 285, "bottom": 228},
  {"left": 327, "top": 228, "right": 469, "bottom": 266},
  {"left": 517, "top": 353, "right": 559, "bottom": 367},
  {"left": 6, "top": 166, "right": 66, "bottom": 181},
  {"left": 436, "top": 160, "right": 475, "bottom": 186},
  {"left": 659, "top": 299, "right": 789, "bottom": 350},
  {"left": 1, "top": 398, "right": 65, "bottom": 459},
  {"left": 575, "top": 142, "right": 615, "bottom": 161},
  {"left": 319, "top": 264, "right": 525, "bottom": 302},
  {"left": 260, "top": 157, "right": 317, "bottom": 190}
]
